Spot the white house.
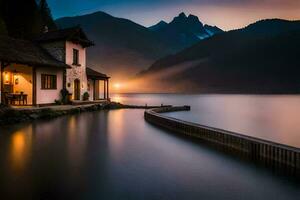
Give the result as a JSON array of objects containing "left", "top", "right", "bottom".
[{"left": 0, "top": 27, "right": 110, "bottom": 106}]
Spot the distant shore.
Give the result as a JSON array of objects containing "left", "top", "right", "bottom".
[{"left": 111, "top": 92, "right": 300, "bottom": 95}]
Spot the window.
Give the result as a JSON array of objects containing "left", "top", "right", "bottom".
[
  {"left": 41, "top": 74, "right": 57, "bottom": 89},
  {"left": 73, "top": 49, "right": 79, "bottom": 65}
]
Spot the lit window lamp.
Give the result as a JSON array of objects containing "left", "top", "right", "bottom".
[
  {"left": 4, "top": 72, "right": 10, "bottom": 84},
  {"left": 13, "top": 70, "right": 19, "bottom": 85}
]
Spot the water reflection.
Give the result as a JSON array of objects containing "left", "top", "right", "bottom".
[
  {"left": 9, "top": 124, "right": 34, "bottom": 172},
  {"left": 111, "top": 94, "right": 300, "bottom": 148},
  {"left": 0, "top": 98, "right": 299, "bottom": 199},
  {"left": 108, "top": 109, "right": 125, "bottom": 157},
  {"left": 11, "top": 131, "right": 28, "bottom": 170},
  {"left": 67, "top": 115, "right": 87, "bottom": 174}
]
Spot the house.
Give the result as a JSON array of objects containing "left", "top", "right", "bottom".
[{"left": 0, "top": 27, "right": 110, "bottom": 106}]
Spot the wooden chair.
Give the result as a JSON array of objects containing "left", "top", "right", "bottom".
[
  {"left": 5, "top": 93, "right": 14, "bottom": 105},
  {"left": 20, "top": 92, "right": 27, "bottom": 105}
]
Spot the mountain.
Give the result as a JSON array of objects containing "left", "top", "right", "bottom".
[
  {"left": 149, "top": 20, "right": 168, "bottom": 31},
  {"left": 204, "top": 25, "right": 223, "bottom": 35},
  {"left": 149, "top": 12, "right": 223, "bottom": 50},
  {"left": 240, "top": 19, "right": 300, "bottom": 37},
  {"left": 56, "top": 11, "right": 175, "bottom": 82},
  {"left": 133, "top": 19, "right": 300, "bottom": 93}
]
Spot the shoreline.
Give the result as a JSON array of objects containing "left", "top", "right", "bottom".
[{"left": 0, "top": 102, "right": 170, "bottom": 126}]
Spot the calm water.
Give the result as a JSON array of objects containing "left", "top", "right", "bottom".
[
  {"left": 0, "top": 94, "right": 299, "bottom": 199},
  {"left": 112, "top": 94, "right": 300, "bottom": 148}
]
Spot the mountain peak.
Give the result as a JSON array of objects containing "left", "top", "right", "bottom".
[
  {"left": 83, "top": 11, "right": 113, "bottom": 19},
  {"left": 187, "top": 14, "right": 202, "bottom": 26},
  {"left": 157, "top": 20, "right": 168, "bottom": 25},
  {"left": 171, "top": 12, "right": 188, "bottom": 24},
  {"left": 188, "top": 14, "right": 199, "bottom": 21},
  {"left": 178, "top": 12, "right": 187, "bottom": 18},
  {"left": 149, "top": 20, "right": 168, "bottom": 31}
]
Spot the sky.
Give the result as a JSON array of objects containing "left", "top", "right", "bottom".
[{"left": 48, "top": 0, "right": 300, "bottom": 30}]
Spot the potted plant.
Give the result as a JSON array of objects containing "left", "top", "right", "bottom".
[
  {"left": 83, "top": 92, "right": 89, "bottom": 101},
  {"left": 68, "top": 93, "right": 73, "bottom": 102},
  {"left": 60, "top": 89, "right": 70, "bottom": 104}
]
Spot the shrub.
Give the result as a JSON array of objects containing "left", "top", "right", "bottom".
[
  {"left": 83, "top": 92, "right": 89, "bottom": 101},
  {"left": 60, "top": 88, "right": 70, "bottom": 104},
  {"left": 54, "top": 99, "right": 62, "bottom": 105}
]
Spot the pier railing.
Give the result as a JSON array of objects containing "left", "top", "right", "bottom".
[{"left": 144, "top": 106, "right": 300, "bottom": 171}]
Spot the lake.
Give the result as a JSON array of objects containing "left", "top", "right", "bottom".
[
  {"left": 0, "top": 94, "right": 299, "bottom": 199},
  {"left": 112, "top": 94, "right": 300, "bottom": 148}
]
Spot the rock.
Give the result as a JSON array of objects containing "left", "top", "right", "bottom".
[{"left": 29, "top": 113, "right": 39, "bottom": 119}]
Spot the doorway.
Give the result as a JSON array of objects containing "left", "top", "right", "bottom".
[{"left": 74, "top": 79, "right": 80, "bottom": 100}]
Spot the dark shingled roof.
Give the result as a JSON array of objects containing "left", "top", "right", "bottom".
[
  {"left": 35, "top": 27, "right": 94, "bottom": 47},
  {"left": 86, "top": 67, "right": 109, "bottom": 80},
  {"left": 0, "top": 36, "right": 70, "bottom": 68}
]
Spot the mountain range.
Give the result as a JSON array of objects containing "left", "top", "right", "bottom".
[
  {"left": 149, "top": 12, "right": 223, "bottom": 50},
  {"left": 2, "top": 2, "right": 299, "bottom": 94},
  {"left": 133, "top": 19, "right": 300, "bottom": 93},
  {"left": 55, "top": 11, "right": 221, "bottom": 82}
]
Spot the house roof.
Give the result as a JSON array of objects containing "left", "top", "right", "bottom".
[
  {"left": 0, "top": 36, "right": 70, "bottom": 68},
  {"left": 35, "top": 27, "right": 94, "bottom": 47},
  {"left": 86, "top": 67, "right": 109, "bottom": 80}
]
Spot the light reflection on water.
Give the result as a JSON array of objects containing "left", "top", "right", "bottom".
[
  {"left": 0, "top": 95, "right": 299, "bottom": 199},
  {"left": 111, "top": 94, "right": 300, "bottom": 148},
  {"left": 10, "top": 131, "right": 30, "bottom": 171}
]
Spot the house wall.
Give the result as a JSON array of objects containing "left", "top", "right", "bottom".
[
  {"left": 36, "top": 67, "right": 64, "bottom": 105},
  {"left": 65, "top": 41, "right": 88, "bottom": 100}
]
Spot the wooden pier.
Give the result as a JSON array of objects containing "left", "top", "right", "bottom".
[{"left": 144, "top": 106, "right": 300, "bottom": 172}]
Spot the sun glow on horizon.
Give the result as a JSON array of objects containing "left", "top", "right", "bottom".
[{"left": 114, "top": 83, "right": 122, "bottom": 89}]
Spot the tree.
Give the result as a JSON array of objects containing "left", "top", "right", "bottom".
[
  {"left": 0, "top": 17, "right": 8, "bottom": 35},
  {"left": 1, "top": 0, "right": 42, "bottom": 39},
  {"left": 0, "top": 0, "right": 57, "bottom": 39},
  {"left": 38, "top": 0, "right": 57, "bottom": 31}
]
